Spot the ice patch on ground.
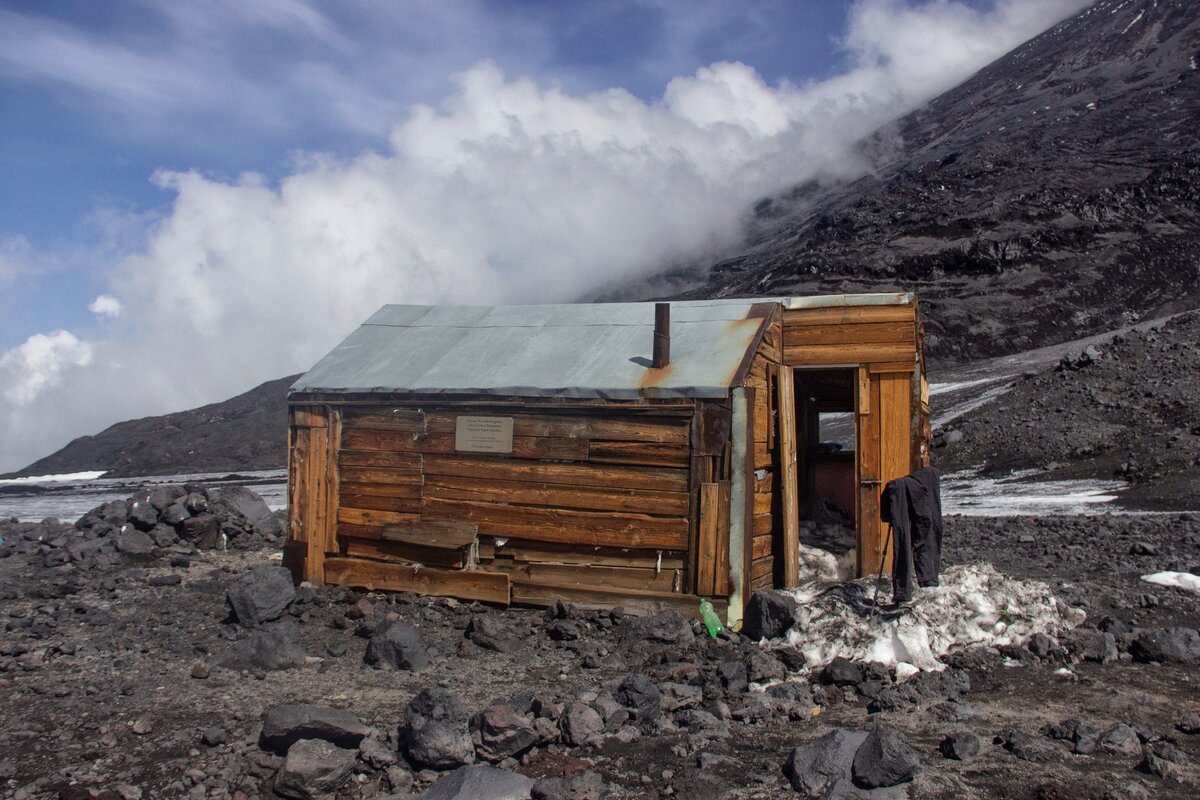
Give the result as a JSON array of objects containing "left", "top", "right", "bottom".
[
  {"left": 942, "top": 467, "right": 1121, "bottom": 516},
  {"left": 0, "top": 470, "right": 107, "bottom": 485},
  {"left": 778, "top": 563, "right": 1085, "bottom": 673},
  {"left": 1142, "top": 571, "right": 1200, "bottom": 594}
]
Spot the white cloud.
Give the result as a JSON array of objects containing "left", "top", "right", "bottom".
[
  {"left": 88, "top": 294, "right": 123, "bottom": 318},
  {"left": 0, "top": 0, "right": 1088, "bottom": 471},
  {"left": 0, "top": 331, "right": 93, "bottom": 406}
]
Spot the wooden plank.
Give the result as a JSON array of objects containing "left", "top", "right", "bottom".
[
  {"left": 292, "top": 407, "right": 328, "bottom": 428},
  {"left": 488, "top": 561, "right": 677, "bottom": 593},
  {"left": 339, "top": 466, "right": 423, "bottom": 486},
  {"left": 510, "top": 581, "right": 714, "bottom": 617},
  {"left": 750, "top": 555, "right": 773, "bottom": 583},
  {"left": 714, "top": 481, "right": 731, "bottom": 596},
  {"left": 777, "top": 367, "right": 800, "bottom": 589},
  {"left": 338, "top": 481, "right": 422, "bottom": 499},
  {"left": 587, "top": 440, "right": 689, "bottom": 468},
  {"left": 338, "top": 522, "right": 382, "bottom": 540},
  {"left": 421, "top": 497, "right": 687, "bottom": 550},
  {"left": 338, "top": 450, "right": 424, "bottom": 469},
  {"left": 696, "top": 483, "right": 720, "bottom": 596},
  {"left": 868, "top": 361, "right": 916, "bottom": 374},
  {"left": 343, "top": 538, "right": 466, "bottom": 569},
  {"left": 856, "top": 374, "right": 883, "bottom": 578},
  {"left": 341, "top": 410, "right": 426, "bottom": 433},
  {"left": 490, "top": 541, "right": 685, "bottom": 570},
  {"left": 425, "top": 413, "right": 689, "bottom": 443},
  {"left": 337, "top": 507, "right": 421, "bottom": 527},
  {"left": 341, "top": 428, "right": 590, "bottom": 461},
  {"left": 339, "top": 494, "right": 421, "bottom": 513},
  {"left": 782, "top": 305, "right": 916, "bottom": 327},
  {"left": 422, "top": 454, "right": 688, "bottom": 493},
  {"left": 751, "top": 534, "right": 772, "bottom": 560},
  {"left": 857, "top": 367, "right": 871, "bottom": 415},
  {"left": 324, "top": 557, "right": 510, "bottom": 605},
  {"left": 753, "top": 513, "right": 773, "bottom": 536},
  {"left": 422, "top": 474, "right": 689, "bottom": 516},
  {"left": 783, "top": 343, "right": 915, "bottom": 367},
  {"left": 381, "top": 520, "right": 478, "bottom": 549},
  {"left": 782, "top": 321, "right": 916, "bottom": 348}
]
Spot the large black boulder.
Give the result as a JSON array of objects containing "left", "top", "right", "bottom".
[
  {"left": 210, "top": 620, "right": 307, "bottom": 671},
  {"left": 743, "top": 590, "right": 798, "bottom": 640},
  {"left": 615, "top": 674, "right": 662, "bottom": 723},
  {"left": 1129, "top": 627, "right": 1200, "bottom": 664},
  {"left": 852, "top": 729, "right": 920, "bottom": 788},
  {"left": 260, "top": 704, "right": 372, "bottom": 754},
  {"left": 226, "top": 565, "right": 296, "bottom": 625},
  {"left": 365, "top": 620, "right": 430, "bottom": 671}
]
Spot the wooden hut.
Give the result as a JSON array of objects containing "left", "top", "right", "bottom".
[{"left": 285, "top": 294, "right": 928, "bottom": 626}]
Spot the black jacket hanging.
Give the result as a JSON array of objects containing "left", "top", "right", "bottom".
[{"left": 880, "top": 467, "right": 943, "bottom": 603}]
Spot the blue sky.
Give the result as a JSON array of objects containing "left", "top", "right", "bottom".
[{"left": 0, "top": 0, "right": 1087, "bottom": 472}]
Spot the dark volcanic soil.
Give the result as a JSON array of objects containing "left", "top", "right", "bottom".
[
  {"left": 2, "top": 499, "right": 1199, "bottom": 799},
  {"left": 936, "top": 311, "right": 1200, "bottom": 510}
]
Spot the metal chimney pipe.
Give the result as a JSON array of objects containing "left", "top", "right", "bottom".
[{"left": 652, "top": 302, "right": 670, "bottom": 368}]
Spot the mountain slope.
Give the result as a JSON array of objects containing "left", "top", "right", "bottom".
[
  {"left": 670, "top": 0, "right": 1200, "bottom": 365},
  {"left": 5, "top": 375, "right": 299, "bottom": 479}
]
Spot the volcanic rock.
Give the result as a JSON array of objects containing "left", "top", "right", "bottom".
[
  {"left": 783, "top": 728, "right": 867, "bottom": 796},
  {"left": 210, "top": 620, "right": 306, "bottom": 671},
  {"left": 852, "top": 729, "right": 919, "bottom": 788},
  {"left": 559, "top": 702, "right": 604, "bottom": 747},
  {"left": 415, "top": 764, "right": 534, "bottom": 800},
  {"left": 273, "top": 738, "right": 357, "bottom": 800},
  {"left": 259, "top": 704, "right": 371, "bottom": 754},
  {"left": 939, "top": 732, "right": 979, "bottom": 761},
  {"left": 365, "top": 619, "right": 431, "bottom": 671},
  {"left": 403, "top": 688, "right": 476, "bottom": 770},
  {"left": 614, "top": 673, "right": 661, "bottom": 723},
  {"left": 473, "top": 704, "right": 538, "bottom": 763},
  {"left": 226, "top": 565, "right": 296, "bottom": 625},
  {"left": 743, "top": 590, "right": 798, "bottom": 640}
]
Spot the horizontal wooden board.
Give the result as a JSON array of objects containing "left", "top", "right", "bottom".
[
  {"left": 339, "top": 466, "right": 423, "bottom": 485},
  {"left": 425, "top": 413, "right": 689, "bottom": 444},
  {"left": 510, "top": 580, "right": 722, "bottom": 616},
  {"left": 339, "top": 494, "right": 421, "bottom": 513},
  {"left": 342, "top": 410, "right": 426, "bottom": 433},
  {"left": 490, "top": 540, "right": 685, "bottom": 570},
  {"left": 750, "top": 555, "right": 773, "bottom": 583},
  {"left": 486, "top": 560, "right": 677, "bottom": 593},
  {"left": 868, "top": 361, "right": 917, "bottom": 374},
  {"left": 783, "top": 321, "right": 915, "bottom": 349},
  {"left": 341, "top": 428, "right": 589, "bottom": 461},
  {"left": 339, "top": 481, "right": 421, "bottom": 499},
  {"left": 783, "top": 343, "right": 916, "bottom": 367},
  {"left": 324, "top": 557, "right": 510, "bottom": 605},
  {"left": 752, "top": 534, "right": 772, "bottom": 560},
  {"left": 422, "top": 497, "right": 687, "bottom": 550},
  {"left": 337, "top": 507, "right": 420, "bottom": 527},
  {"left": 423, "top": 474, "right": 689, "bottom": 516},
  {"left": 750, "top": 573, "right": 773, "bottom": 591},
  {"left": 782, "top": 305, "right": 916, "bottom": 327},
  {"left": 343, "top": 538, "right": 466, "bottom": 569},
  {"left": 338, "top": 522, "right": 383, "bottom": 540},
  {"left": 338, "top": 450, "right": 423, "bottom": 469},
  {"left": 422, "top": 454, "right": 688, "bottom": 493},
  {"left": 753, "top": 513, "right": 773, "bottom": 536},
  {"left": 382, "top": 520, "right": 478, "bottom": 549},
  {"left": 588, "top": 440, "right": 690, "bottom": 468}
]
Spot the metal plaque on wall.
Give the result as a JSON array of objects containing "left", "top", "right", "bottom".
[{"left": 454, "top": 416, "right": 514, "bottom": 453}]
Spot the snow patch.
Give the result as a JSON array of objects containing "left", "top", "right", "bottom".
[
  {"left": 778, "top": 563, "right": 1085, "bottom": 673},
  {"left": 0, "top": 470, "right": 107, "bottom": 485},
  {"left": 1141, "top": 571, "right": 1200, "bottom": 594},
  {"left": 942, "top": 467, "right": 1121, "bottom": 516}
]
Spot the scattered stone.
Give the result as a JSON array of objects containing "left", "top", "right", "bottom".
[
  {"left": 209, "top": 620, "right": 307, "bottom": 671},
  {"left": 226, "top": 565, "right": 296, "bottom": 625},
  {"left": 532, "top": 770, "right": 604, "bottom": 800},
  {"left": 743, "top": 590, "right": 798, "bottom": 640},
  {"left": 821, "top": 657, "right": 864, "bottom": 687},
  {"left": 1176, "top": 711, "right": 1200, "bottom": 735},
  {"left": 783, "top": 728, "right": 867, "bottom": 796},
  {"left": 415, "top": 764, "right": 534, "bottom": 800},
  {"left": 365, "top": 619, "right": 431, "bottom": 671},
  {"left": 190, "top": 661, "right": 211, "bottom": 680},
  {"left": 615, "top": 673, "right": 662, "bottom": 723},
  {"left": 116, "top": 529, "right": 155, "bottom": 556},
  {"left": 1129, "top": 628, "right": 1200, "bottom": 664},
  {"left": 474, "top": 704, "right": 538, "bottom": 763},
  {"left": 559, "top": 702, "right": 604, "bottom": 747},
  {"left": 273, "top": 738, "right": 357, "bottom": 800},
  {"left": 939, "top": 732, "right": 980, "bottom": 760},
  {"left": 468, "top": 614, "right": 521, "bottom": 653},
  {"left": 852, "top": 729, "right": 919, "bottom": 788},
  {"left": 1098, "top": 724, "right": 1143, "bottom": 757},
  {"left": 617, "top": 611, "right": 695, "bottom": 649},
  {"left": 359, "top": 737, "right": 398, "bottom": 769},
  {"left": 1000, "top": 729, "right": 1058, "bottom": 763},
  {"left": 403, "top": 688, "right": 476, "bottom": 770},
  {"left": 260, "top": 704, "right": 371, "bottom": 754},
  {"left": 201, "top": 727, "right": 227, "bottom": 747}
]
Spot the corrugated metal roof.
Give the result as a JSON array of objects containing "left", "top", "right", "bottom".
[{"left": 291, "top": 300, "right": 775, "bottom": 400}]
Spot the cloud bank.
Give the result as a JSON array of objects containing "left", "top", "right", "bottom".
[{"left": 0, "top": 0, "right": 1088, "bottom": 472}]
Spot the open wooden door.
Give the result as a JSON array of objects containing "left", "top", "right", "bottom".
[{"left": 854, "top": 369, "right": 912, "bottom": 578}]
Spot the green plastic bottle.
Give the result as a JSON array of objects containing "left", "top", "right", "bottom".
[{"left": 699, "top": 599, "right": 725, "bottom": 637}]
